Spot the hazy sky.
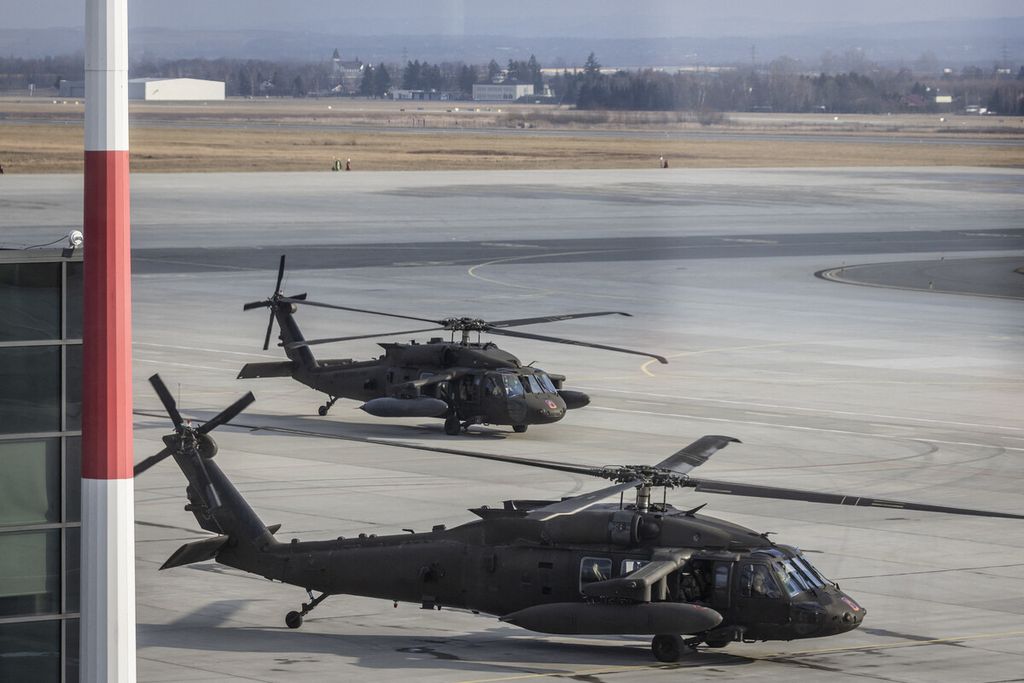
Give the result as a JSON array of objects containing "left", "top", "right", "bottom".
[{"left": 4, "top": 0, "right": 1023, "bottom": 37}]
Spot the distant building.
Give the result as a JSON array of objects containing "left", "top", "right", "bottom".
[
  {"left": 331, "top": 49, "right": 365, "bottom": 94},
  {"left": 58, "top": 80, "right": 86, "bottom": 98},
  {"left": 128, "top": 78, "right": 224, "bottom": 101},
  {"left": 472, "top": 83, "right": 533, "bottom": 102},
  {"left": 391, "top": 89, "right": 457, "bottom": 101}
]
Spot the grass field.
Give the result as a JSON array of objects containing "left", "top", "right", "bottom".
[{"left": 2, "top": 97, "right": 1022, "bottom": 173}]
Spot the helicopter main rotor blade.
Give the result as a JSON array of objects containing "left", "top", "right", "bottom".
[
  {"left": 685, "top": 478, "right": 1024, "bottom": 520},
  {"left": 487, "top": 328, "right": 669, "bottom": 364},
  {"left": 196, "top": 391, "right": 256, "bottom": 435},
  {"left": 133, "top": 445, "right": 174, "bottom": 477},
  {"left": 527, "top": 479, "right": 646, "bottom": 522},
  {"left": 273, "top": 254, "right": 286, "bottom": 294},
  {"left": 285, "top": 327, "right": 445, "bottom": 349},
  {"left": 149, "top": 374, "right": 183, "bottom": 428},
  {"left": 655, "top": 436, "right": 741, "bottom": 476},
  {"left": 388, "top": 443, "right": 603, "bottom": 478},
  {"left": 279, "top": 298, "right": 440, "bottom": 325},
  {"left": 486, "top": 312, "right": 632, "bottom": 329}
]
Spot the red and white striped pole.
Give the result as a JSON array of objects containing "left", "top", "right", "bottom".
[{"left": 82, "top": 0, "right": 136, "bottom": 680}]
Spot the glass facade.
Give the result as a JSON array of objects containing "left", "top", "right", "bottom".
[{"left": 0, "top": 252, "right": 81, "bottom": 683}]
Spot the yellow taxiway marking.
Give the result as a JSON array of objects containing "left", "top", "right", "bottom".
[{"left": 640, "top": 341, "right": 825, "bottom": 377}]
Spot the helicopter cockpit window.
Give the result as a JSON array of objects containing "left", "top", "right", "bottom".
[
  {"left": 579, "top": 557, "right": 612, "bottom": 589},
  {"left": 536, "top": 372, "right": 558, "bottom": 393},
  {"left": 499, "top": 373, "right": 525, "bottom": 398},
  {"left": 519, "top": 375, "right": 544, "bottom": 394},
  {"left": 622, "top": 559, "right": 648, "bottom": 576},
  {"left": 773, "top": 559, "right": 812, "bottom": 597},
  {"left": 739, "top": 563, "right": 782, "bottom": 599}
]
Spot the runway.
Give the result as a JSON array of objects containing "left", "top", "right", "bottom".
[{"left": 4, "top": 166, "right": 1024, "bottom": 681}]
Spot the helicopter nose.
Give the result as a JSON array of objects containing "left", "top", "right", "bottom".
[
  {"left": 825, "top": 594, "right": 866, "bottom": 634},
  {"left": 530, "top": 396, "right": 566, "bottom": 423}
]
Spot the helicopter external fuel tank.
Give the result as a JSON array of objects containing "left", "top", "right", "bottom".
[
  {"left": 359, "top": 396, "right": 450, "bottom": 418},
  {"left": 500, "top": 602, "right": 722, "bottom": 635}
]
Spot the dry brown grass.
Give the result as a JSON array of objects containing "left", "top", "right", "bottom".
[{"left": 1, "top": 97, "right": 1022, "bottom": 173}]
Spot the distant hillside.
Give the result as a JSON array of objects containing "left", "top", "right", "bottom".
[{"left": 1, "top": 18, "right": 1020, "bottom": 69}]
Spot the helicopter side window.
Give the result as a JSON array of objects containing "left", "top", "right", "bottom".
[
  {"left": 622, "top": 559, "right": 648, "bottom": 576},
  {"left": 500, "top": 373, "right": 525, "bottom": 398},
  {"left": 484, "top": 375, "right": 502, "bottom": 398},
  {"left": 739, "top": 563, "right": 782, "bottom": 599},
  {"left": 579, "top": 557, "right": 612, "bottom": 590}
]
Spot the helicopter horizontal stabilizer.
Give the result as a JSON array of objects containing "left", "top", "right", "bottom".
[
  {"left": 160, "top": 534, "right": 230, "bottom": 570},
  {"left": 237, "top": 361, "right": 296, "bottom": 379},
  {"left": 501, "top": 601, "right": 721, "bottom": 635}
]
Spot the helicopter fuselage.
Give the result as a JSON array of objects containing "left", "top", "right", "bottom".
[
  {"left": 212, "top": 501, "right": 864, "bottom": 645},
  {"left": 242, "top": 337, "right": 578, "bottom": 432}
]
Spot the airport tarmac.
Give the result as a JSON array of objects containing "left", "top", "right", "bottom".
[{"left": 4, "top": 167, "right": 1024, "bottom": 681}]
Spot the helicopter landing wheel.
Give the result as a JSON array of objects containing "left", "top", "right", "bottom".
[
  {"left": 651, "top": 634, "right": 686, "bottom": 662},
  {"left": 512, "top": 424, "right": 528, "bottom": 433},
  {"left": 703, "top": 635, "right": 732, "bottom": 648},
  {"left": 286, "top": 589, "right": 329, "bottom": 629},
  {"left": 444, "top": 415, "right": 461, "bottom": 436},
  {"left": 318, "top": 396, "right": 339, "bottom": 416}
]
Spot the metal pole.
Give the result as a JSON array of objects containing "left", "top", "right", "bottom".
[{"left": 82, "top": 0, "right": 137, "bottom": 680}]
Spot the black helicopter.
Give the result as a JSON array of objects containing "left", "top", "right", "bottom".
[
  {"left": 238, "top": 256, "right": 666, "bottom": 435},
  {"left": 137, "top": 374, "right": 1024, "bottom": 663}
]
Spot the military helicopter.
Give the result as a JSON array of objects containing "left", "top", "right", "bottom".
[
  {"left": 238, "top": 256, "right": 667, "bottom": 435},
  {"left": 137, "top": 374, "right": 1024, "bottom": 662}
]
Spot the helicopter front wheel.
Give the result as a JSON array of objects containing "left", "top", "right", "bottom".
[
  {"left": 512, "top": 424, "right": 528, "bottom": 433},
  {"left": 285, "top": 611, "right": 303, "bottom": 629},
  {"left": 651, "top": 634, "right": 686, "bottom": 662}
]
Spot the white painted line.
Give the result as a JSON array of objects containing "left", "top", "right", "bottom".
[
  {"left": 580, "top": 386, "right": 1024, "bottom": 432},
  {"left": 134, "top": 357, "right": 229, "bottom": 372},
  {"left": 134, "top": 341, "right": 270, "bottom": 359},
  {"left": 589, "top": 405, "right": 1024, "bottom": 453}
]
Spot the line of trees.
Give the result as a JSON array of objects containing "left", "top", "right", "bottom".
[{"left": 1, "top": 53, "right": 1022, "bottom": 114}]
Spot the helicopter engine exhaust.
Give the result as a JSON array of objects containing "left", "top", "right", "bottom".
[
  {"left": 360, "top": 396, "right": 450, "bottom": 418},
  {"left": 501, "top": 602, "right": 722, "bottom": 635}
]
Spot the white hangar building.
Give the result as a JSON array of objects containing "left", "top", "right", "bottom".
[{"left": 128, "top": 78, "right": 225, "bottom": 101}]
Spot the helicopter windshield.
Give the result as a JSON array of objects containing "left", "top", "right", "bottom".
[
  {"left": 758, "top": 548, "right": 830, "bottom": 597},
  {"left": 536, "top": 372, "right": 558, "bottom": 393},
  {"left": 519, "top": 372, "right": 558, "bottom": 394},
  {"left": 498, "top": 373, "right": 525, "bottom": 398}
]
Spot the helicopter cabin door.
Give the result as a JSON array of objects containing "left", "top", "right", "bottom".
[
  {"left": 457, "top": 373, "right": 482, "bottom": 414},
  {"left": 734, "top": 561, "right": 789, "bottom": 625}
]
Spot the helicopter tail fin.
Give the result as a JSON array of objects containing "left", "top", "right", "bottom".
[{"left": 272, "top": 305, "right": 317, "bottom": 369}]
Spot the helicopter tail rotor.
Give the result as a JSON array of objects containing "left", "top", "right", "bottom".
[{"left": 134, "top": 374, "right": 255, "bottom": 518}]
